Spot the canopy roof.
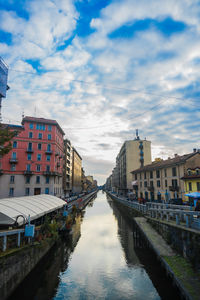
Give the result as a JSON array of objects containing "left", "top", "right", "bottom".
[
  {"left": 0, "top": 194, "right": 66, "bottom": 226},
  {"left": 185, "top": 192, "right": 200, "bottom": 198}
]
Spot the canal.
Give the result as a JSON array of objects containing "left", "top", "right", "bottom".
[{"left": 8, "top": 191, "right": 181, "bottom": 300}]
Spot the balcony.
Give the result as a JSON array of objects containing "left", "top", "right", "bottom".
[
  {"left": 147, "top": 186, "right": 154, "bottom": 192},
  {"left": 45, "top": 150, "right": 52, "bottom": 155},
  {"left": 26, "top": 148, "right": 34, "bottom": 153},
  {"left": 9, "top": 158, "right": 18, "bottom": 163},
  {"left": 24, "top": 170, "right": 33, "bottom": 175},
  {"left": 169, "top": 186, "right": 179, "bottom": 192}
]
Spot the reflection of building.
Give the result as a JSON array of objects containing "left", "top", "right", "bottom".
[
  {"left": 72, "top": 147, "right": 82, "bottom": 194},
  {"left": 131, "top": 150, "right": 200, "bottom": 202},
  {"left": 63, "top": 139, "right": 72, "bottom": 197},
  {"left": 0, "top": 116, "right": 65, "bottom": 198},
  {"left": 109, "top": 199, "right": 139, "bottom": 265}
]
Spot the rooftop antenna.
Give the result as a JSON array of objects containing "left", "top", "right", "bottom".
[
  {"left": 22, "top": 109, "right": 24, "bottom": 119},
  {"left": 34, "top": 106, "right": 37, "bottom": 117},
  {"left": 136, "top": 129, "right": 140, "bottom": 140}
]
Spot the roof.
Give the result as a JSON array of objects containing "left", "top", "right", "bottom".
[
  {"left": 131, "top": 152, "right": 198, "bottom": 174},
  {"left": 0, "top": 194, "right": 66, "bottom": 226},
  {"left": 22, "top": 116, "right": 65, "bottom": 136}
]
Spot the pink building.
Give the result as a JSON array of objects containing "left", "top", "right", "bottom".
[{"left": 0, "top": 116, "right": 65, "bottom": 198}]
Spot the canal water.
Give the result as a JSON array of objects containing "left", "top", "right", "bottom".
[{"left": 8, "top": 191, "right": 181, "bottom": 300}]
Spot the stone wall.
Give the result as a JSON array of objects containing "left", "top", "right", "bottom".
[
  {"left": 0, "top": 238, "right": 56, "bottom": 300},
  {"left": 148, "top": 218, "right": 200, "bottom": 270}
]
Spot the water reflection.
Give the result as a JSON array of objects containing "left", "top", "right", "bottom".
[{"left": 8, "top": 191, "right": 181, "bottom": 300}]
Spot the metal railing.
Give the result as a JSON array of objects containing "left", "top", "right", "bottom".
[{"left": 108, "top": 192, "right": 200, "bottom": 231}]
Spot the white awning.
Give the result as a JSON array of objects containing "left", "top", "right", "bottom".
[
  {"left": 132, "top": 181, "right": 138, "bottom": 185},
  {"left": 0, "top": 194, "right": 66, "bottom": 226}
]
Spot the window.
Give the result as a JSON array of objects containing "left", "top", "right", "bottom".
[
  {"left": 144, "top": 181, "right": 147, "bottom": 187},
  {"left": 48, "top": 125, "right": 52, "bottom": 131},
  {"left": 172, "top": 167, "right": 177, "bottom": 177},
  {"left": 165, "top": 180, "right": 167, "bottom": 187},
  {"left": 36, "top": 164, "right": 41, "bottom": 172},
  {"left": 28, "top": 142, "right": 32, "bottom": 150},
  {"left": 197, "top": 182, "right": 200, "bottom": 191},
  {"left": 46, "top": 165, "right": 50, "bottom": 171},
  {"left": 150, "top": 181, "right": 154, "bottom": 187},
  {"left": 156, "top": 170, "right": 160, "bottom": 178},
  {"left": 36, "top": 124, "right": 45, "bottom": 130},
  {"left": 46, "top": 176, "right": 50, "bottom": 184},
  {"left": 172, "top": 179, "right": 178, "bottom": 187},
  {"left": 26, "top": 176, "right": 30, "bottom": 184},
  {"left": 135, "top": 174, "right": 137, "bottom": 180},
  {"left": 9, "top": 188, "right": 14, "bottom": 197},
  {"left": 13, "top": 141, "right": 17, "bottom": 148},
  {"left": 25, "top": 188, "right": 30, "bottom": 195},
  {"left": 29, "top": 132, "right": 33, "bottom": 138},
  {"left": 164, "top": 169, "right": 167, "bottom": 177},
  {"left": 26, "top": 164, "right": 31, "bottom": 171},
  {"left": 157, "top": 180, "right": 160, "bottom": 187},
  {"left": 45, "top": 187, "right": 49, "bottom": 194},
  {"left": 10, "top": 164, "right": 16, "bottom": 171},
  {"left": 27, "top": 153, "right": 32, "bottom": 160},
  {"left": 12, "top": 152, "right": 17, "bottom": 159},
  {"left": 196, "top": 169, "right": 200, "bottom": 175},
  {"left": 48, "top": 134, "right": 51, "bottom": 140},
  {"left": 189, "top": 182, "right": 192, "bottom": 191},
  {"left": 38, "top": 133, "right": 42, "bottom": 139},
  {"left": 46, "top": 155, "right": 51, "bottom": 162},
  {"left": 47, "top": 144, "right": 51, "bottom": 151},
  {"left": 37, "top": 154, "right": 41, "bottom": 161},
  {"left": 10, "top": 175, "right": 15, "bottom": 183},
  {"left": 38, "top": 143, "right": 42, "bottom": 150},
  {"left": 36, "top": 176, "right": 40, "bottom": 184},
  {"left": 150, "top": 171, "right": 153, "bottom": 179},
  {"left": 29, "top": 123, "right": 34, "bottom": 129}
]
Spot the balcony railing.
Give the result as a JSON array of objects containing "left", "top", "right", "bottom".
[
  {"left": 147, "top": 186, "right": 154, "bottom": 191},
  {"left": 24, "top": 170, "right": 33, "bottom": 175},
  {"left": 9, "top": 158, "right": 18, "bottom": 163},
  {"left": 45, "top": 150, "right": 52, "bottom": 155},
  {"left": 26, "top": 148, "right": 34, "bottom": 153},
  {"left": 169, "top": 186, "right": 179, "bottom": 192}
]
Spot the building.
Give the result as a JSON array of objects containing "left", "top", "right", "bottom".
[
  {"left": 131, "top": 150, "right": 200, "bottom": 203},
  {"left": 0, "top": 57, "right": 9, "bottom": 121},
  {"left": 63, "top": 138, "right": 72, "bottom": 197},
  {"left": 71, "top": 147, "right": 82, "bottom": 194},
  {"left": 0, "top": 116, "right": 65, "bottom": 198},
  {"left": 181, "top": 149, "right": 200, "bottom": 204},
  {"left": 112, "top": 131, "right": 151, "bottom": 195}
]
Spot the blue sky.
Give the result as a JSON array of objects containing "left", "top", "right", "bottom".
[{"left": 0, "top": 0, "right": 200, "bottom": 184}]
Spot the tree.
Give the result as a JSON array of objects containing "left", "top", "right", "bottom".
[{"left": 0, "top": 124, "right": 17, "bottom": 157}]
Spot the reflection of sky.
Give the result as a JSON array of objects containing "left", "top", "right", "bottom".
[{"left": 54, "top": 192, "right": 160, "bottom": 300}]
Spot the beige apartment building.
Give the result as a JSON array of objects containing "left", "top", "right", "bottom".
[
  {"left": 63, "top": 139, "right": 72, "bottom": 197},
  {"left": 131, "top": 150, "right": 200, "bottom": 202},
  {"left": 72, "top": 147, "right": 82, "bottom": 194},
  {"left": 112, "top": 132, "right": 151, "bottom": 195}
]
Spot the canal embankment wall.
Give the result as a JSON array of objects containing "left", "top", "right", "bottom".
[
  {"left": 107, "top": 191, "right": 200, "bottom": 300},
  {"left": 0, "top": 238, "right": 56, "bottom": 300}
]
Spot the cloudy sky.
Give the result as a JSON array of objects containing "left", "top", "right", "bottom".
[{"left": 0, "top": 0, "right": 200, "bottom": 185}]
